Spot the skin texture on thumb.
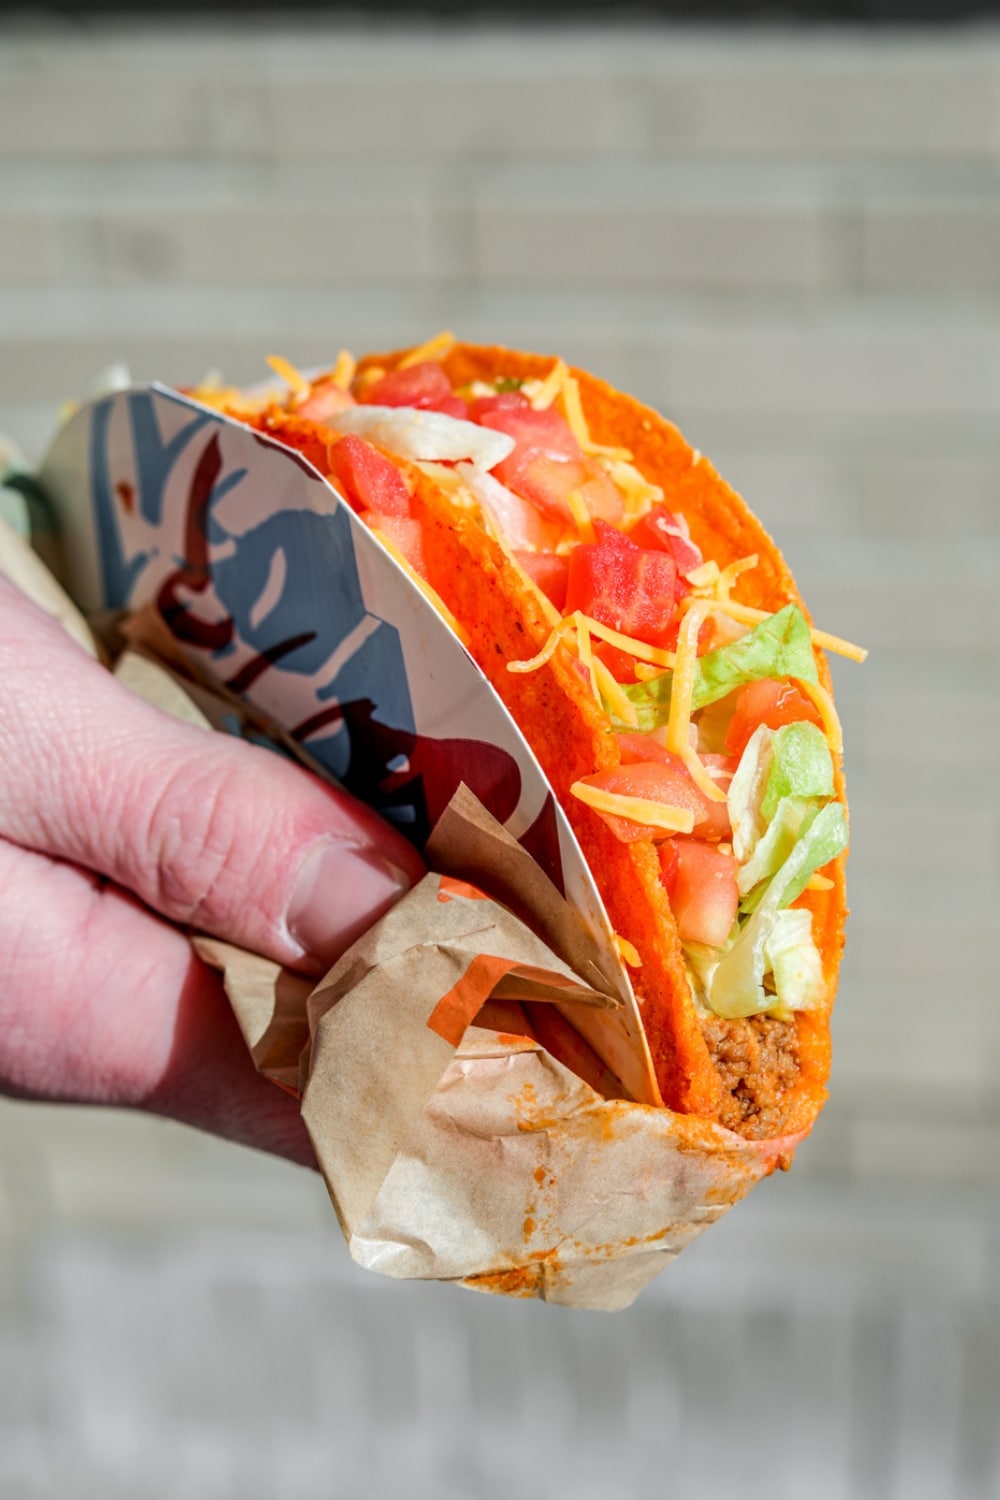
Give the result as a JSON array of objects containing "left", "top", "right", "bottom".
[{"left": 0, "top": 575, "right": 424, "bottom": 974}]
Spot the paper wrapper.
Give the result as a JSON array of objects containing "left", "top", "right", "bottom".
[
  {"left": 194, "top": 789, "right": 786, "bottom": 1311},
  {"left": 29, "top": 384, "right": 799, "bottom": 1310}
]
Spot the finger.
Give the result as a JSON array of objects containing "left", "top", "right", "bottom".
[
  {"left": 0, "top": 835, "right": 316, "bottom": 1166},
  {"left": 0, "top": 576, "right": 424, "bottom": 972}
]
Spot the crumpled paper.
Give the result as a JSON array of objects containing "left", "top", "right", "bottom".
[{"left": 195, "top": 785, "right": 788, "bottom": 1311}]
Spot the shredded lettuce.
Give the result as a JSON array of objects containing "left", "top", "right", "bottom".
[
  {"left": 708, "top": 802, "right": 847, "bottom": 1018},
  {"left": 768, "top": 800, "right": 847, "bottom": 909},
  {"left": 615, "top": 604, "right": 817, "bottom": 732},
  {"left": 727, "top": 723, "right": 773, "bottom": 862},
  {"left": 708, "top": 905, "right": 780, "bottom": 1020},
  {"left": 761, "top": 721, "right": 834, "bottom": 823},
  {"left": 737, "top": 794, "right": 814, "bottom": 898},
  {"left": 763, "top": 909, "right": 826, "bottom": 1013}
]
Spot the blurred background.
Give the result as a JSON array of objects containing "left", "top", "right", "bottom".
[{"left": 1, "top": 11, "right": 999, "bottom": 1499}]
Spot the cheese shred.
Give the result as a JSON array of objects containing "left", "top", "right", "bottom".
[
  {"left": 575, "top": 613, "right": 600, "bottom": 701},
  {"left": 664, "top": 601, "right": 727, "bottom": 803},
  {"left": 718, "top": 553, "right": 758, "bottom": 600},
  {"left": 614, "top": 935, "right": 643, "bottom": 969},
  {"left": 266, "top": 354, "right": 311, "bottom": 397},
  {"left": 691, "top": 597, "right": 868, "bottom": 663},
  {"left": 566, "top": 489, "right": 596, "bottom": 544},
  {"left": 506, "top": 617, "right": 576, "bottom": 675},
  {"left": 531, "top": 359, "right": 569, "bottom": 411},
  {"left": 398, "top": 330, "right": 456, "bottom": 369},
  {"left": 794, "top": 675, "right": 844, "bottom": 757},
  {"left": 570, "top": 781, "right": 696, "bottom": 835},
  {"left": 592, "top": 656, "right": 639, "bottom": 727},
  {"left": 331, "top": 350, "right": 356, "bottom": 390}
]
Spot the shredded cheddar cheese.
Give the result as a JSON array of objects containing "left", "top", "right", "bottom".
[
  {"left": 575, "top": 614, "right": 676, "bottom": 669},
  {"left": 504, "top": 610, "right": 640, "bottom": 723},
  {"left": 331, "top": 350, "right": 356, "bottom": 390},
  {"left": 570, "top": 781, "right": 695, "bottom": 835},
  {"left": 531, "top": 359, "right": 569, "bottom": 411},
  {"left": 718, "top": 553, "right": 758, "bottom": 600},
  {"left": 685, "top": 560, "right": 721, "bottom": 591},
  {"left": 794, "top": 675, "right": 844, "bottom": 757},
  {"left": 665, "top": 600, "right": 728, "bottom": 803},
  {"left": 353, "top": 365, "right": 385, "bottom": 394},
  {"left": 266, "top": 354, "right": 311, "bottom": 397},
  {"left": 681, "top": 596, "right": 868, "bottom": 664},
  {"left": 575, "top": 613, "right": 600, "bottom": 701},
  {"left": 398, "top": 330, "right": 456, "bottom": 369},
  {"left": 566, "top": 489, "right": 596, "bottom": 544},
  {"left": 592, "top": 655, "right": 639, "bottom": 727},
  {"left": 507, "top": 617, "right": 577, "bottom": 675},
  {"left": 599, "top": 458, "right": 663, "bottom": 521},
  {"left": 615, "top": 935, "right": 642, "bottom": 968},
  {"left": 558, "top": 374, "right": 632, "bottom": 459},
  {"left": 805, "top": 872, "right": 836, "bottom": 892}
]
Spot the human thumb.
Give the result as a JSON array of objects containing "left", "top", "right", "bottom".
[{"left": 0, "top": 576, "right": 423, "bottom": 972}]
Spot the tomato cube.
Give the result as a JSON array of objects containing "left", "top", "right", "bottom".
[
  {"left": 513, "top": 551, "right": 569, "bottom": 612},
  {"left": 629, "top": 505, "right": 703, "bottom": 575},
  {"left": 658, "top": 839, "right": 679, "bottom": 901},
  {"left": 670, "top": 840, "right": 738, "bottom": 948},
  {"left": 724, "top": 678, "right": 825, "bottom": 758},
  {"left": 565, "top": 522, "right": 678, "bottom": 649},
  {"left": 469, "top": 391, "right": 531, "bottom": 421},
  {"left": 593, "top": 640, "right": 637, "bottom": 684},
  {"left": 327, "top": 435, "right": 411, "bottom": 518},
  {"left": 478, "top": 404, "right": 582, "bottom": 462},
  {"left": 614, "top": 740, "right": 732, "bottom": 839},
  {"left": 296, "top": 381, "right": 356, "bottom": 422},
  {"left": 578, "top": 757, "right": 731, "bottom": 843},
  {"left": 364, "top": 514, "right": 427, "bottom": 575},
  {"left": 359, "top": 361, "right": 454, "bottom": 411}
]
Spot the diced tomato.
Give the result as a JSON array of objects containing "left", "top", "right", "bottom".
[
  {"left": 593, "top": 640, "right": 637, "bottom": 684},
  {"left": 576, "top": 459, "right": 626, "bottom": 526},
  {"left": 565, "top": 522, "right": 679, "bottom": 649},
  {"left": 577, "top": 758, "right": 731, "bottom": 844},
  {"left": 365, "top": 514, "right": 426, "bottom": 575},
  {"left": 296, "top": 381, "right": 356, "bottom": 422},
  {"left": 433, "top": 393, "right": 470, "bottom": 421},
  {"left": 616, "top": 732, "right": 676, "bottom": 767},
  {"left": 327, "top": 435, "right": 411, "bottom": 518},
  {"left": 658, "top": 839, "right": 679, "bottom": 901},
  {"left": 478, "top": 404, "right": 581, "bottom": 462},
  {"left": 495, "top": 450, "right": 624, "bottom": 526},
  {"left": 613, "top": 739, "right": 732, "bottom": 840},
  {"left": 629, "top": 505, "right": 703, "bottom": 575},
  {"left": 724, "top": 677, "right": 824, "bottom": 758},
  {"left": 513, "top": 551, "right": 569, "bottom": 612},
  {"left": 359, "top": 361, "right": 454, "bottom": 411},
  {"left": 670, "top": 840, "right": 739, "bottom": 948},
  {"left": 469, "top": 391, "right": 530, "bottom": 421}
]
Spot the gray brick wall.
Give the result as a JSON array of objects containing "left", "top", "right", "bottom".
[{"left": 1, "top": 19, "right": 998, "bottom": 1497}]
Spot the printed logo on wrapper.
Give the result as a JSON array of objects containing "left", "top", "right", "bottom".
[{"left": 39, "top": 384, "right": 658, "bottom": 1104}]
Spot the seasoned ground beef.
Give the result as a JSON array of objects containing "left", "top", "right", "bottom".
[{"left": 702, "top": 1013, "right": 800, "bottom": 1139}]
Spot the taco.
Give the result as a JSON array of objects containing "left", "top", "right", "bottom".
[{"left": 202, "top": 333, "right": 863, "bottom": 1143}]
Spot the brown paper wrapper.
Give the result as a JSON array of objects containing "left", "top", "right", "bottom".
[{"left": 195, "top": 789, "right": 789, "bottom": 1311}]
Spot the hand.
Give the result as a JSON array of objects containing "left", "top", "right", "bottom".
[{"left": 0, "top": 574, "right": 424, "bottom": 1166}]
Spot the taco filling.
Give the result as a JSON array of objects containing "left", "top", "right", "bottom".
[{"left": 194, "top": 333, "right": 865, "bottom": 1141}]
